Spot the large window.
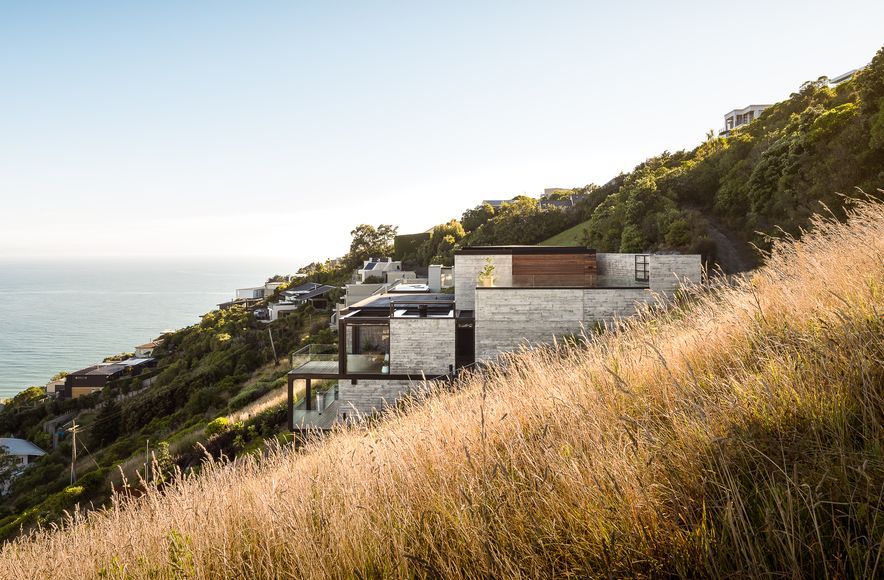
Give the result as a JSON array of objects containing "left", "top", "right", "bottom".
[
  {"left": 635, "top": 255, "right": 650, "bottom": 282},
  {"left": 346, "top": 324, "right": 389, "bottom": 373}
]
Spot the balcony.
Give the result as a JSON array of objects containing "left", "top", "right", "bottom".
[{"left": 289, "top": 344, "right": 389, "bottom": 376}]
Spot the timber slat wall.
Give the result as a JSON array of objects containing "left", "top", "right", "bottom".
[{"left": 511, "top": 253, "right": 597, "bottom": 287}]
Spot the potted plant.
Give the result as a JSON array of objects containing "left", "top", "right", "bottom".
[{"left": 478, "top": 257, "right": 495, "bottom": 287}]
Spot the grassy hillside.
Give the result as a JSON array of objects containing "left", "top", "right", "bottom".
[
  {"left": 2, "top": 198, "right": 881, "bottom": 577},
  {"left": 538, "top": 218, "right": 588, "bottom": 246}
]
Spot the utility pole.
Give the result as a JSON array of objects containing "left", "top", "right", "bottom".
[
  {"left": 144, "top": 439, "right": 150, "bottom": 483},
  {"left": 67, "top": 421, "right": 79, "bottom": 485},
  {"left": 268, "top": 328, "right": 279, "bottom": 365}
]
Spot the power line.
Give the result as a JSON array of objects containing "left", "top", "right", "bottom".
[{"left": 67, "top": 421, "right": 80, "bottom": 485}]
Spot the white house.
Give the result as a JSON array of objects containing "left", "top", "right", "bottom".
[
  {"left": 720, "top": 104, "right": 772, "bottom": 136},
  {"left": 0, "top": 438, "right": 46, "bottom": 468},
  {"left": 357, "top": 258, "right": 406, "bottom": 283},
  {"left": 235, "top": 281, "right": 285, "bottom": 300}
]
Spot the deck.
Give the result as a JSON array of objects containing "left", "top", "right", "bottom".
[{"left": 291, "top": 400, "right": 340, "bottom": 431}]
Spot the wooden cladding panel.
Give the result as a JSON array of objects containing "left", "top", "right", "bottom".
[
  {"left": 511, "top": 253, "right": 596, "bottom": 287},
  {"left": 512, "top": 253, "right": 596, "bottom": 276}
]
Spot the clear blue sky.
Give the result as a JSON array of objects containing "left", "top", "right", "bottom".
[{"left": 1, "top": 1, "right": 881, "bottom": 268}]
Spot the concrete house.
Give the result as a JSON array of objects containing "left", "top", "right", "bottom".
[
  {"left": 719, "top": 104, "right": 772, "bottom": 136},
  {"left": 287, "top": 246, "right": 701, "bottom": 431}
]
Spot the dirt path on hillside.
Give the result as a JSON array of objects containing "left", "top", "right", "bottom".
[{"left": 703, "top": 218, "right": 755, "bottom": 274}]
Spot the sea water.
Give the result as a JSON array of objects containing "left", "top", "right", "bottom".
[{"left": 0, "top": 257, "right": 295, "bottom": 398}]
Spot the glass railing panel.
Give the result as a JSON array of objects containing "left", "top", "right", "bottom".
[{"left": 346, "top": 354, "right": 387, "bottom": 374}]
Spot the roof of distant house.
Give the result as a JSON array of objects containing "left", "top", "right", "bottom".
[
  {"left": 0, "top": 438, "right": 46, "bottom": 457},
  {"left": 115, "top": 358, "right": 155, "bottom": 368},
  {"left": 86, "top": 364, "right": 128, "bottom": 376},
  {"left": 482, "top": 198, "right": 515, "bottom": 208},
  {"left": 282, "top": 284, "right": 337, "bottom": 301},
  {"left": 135, "top": 340, "right": 161, "bottom": 349},
  {"left": 285, "top": 282, "right": 324, "bottom": 293}
]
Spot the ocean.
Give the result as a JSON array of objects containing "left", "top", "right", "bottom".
[{"left": 0, "top": 258, "right": 297, "bottom": 399}]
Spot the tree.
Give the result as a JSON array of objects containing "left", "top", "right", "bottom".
[
  {"left": 461, "top": 203, "right": 495, "bottom": 232},
  {"left": 619, "top": 224, "right": 646, "bottom": 253},
  {"left": 90, "top": 398, "right": 121, "bottom": 448},
  {"left": 344, "top": 224, "right": 398, "bottom": 269},
  {"left": 0, "top": 449, "right": 21, "bottom": 495}
]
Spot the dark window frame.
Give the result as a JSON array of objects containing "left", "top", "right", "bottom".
[{"left": 635, "top": 255, "right": 650, "bottom": 282}]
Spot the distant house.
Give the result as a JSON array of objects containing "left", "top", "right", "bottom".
[
  {"left": 829, "top": 69, "right": 858, "bottom": 85},
  {"left": 267, "top": 283, "right": 338, "bottom": 322},
  {"left": 44, "top": 379, "right": 65, "bottom": 398},
  {"left": 481, "top": 198, "right": 516, "bottom": 209},
  {"left": 220, "top": 281, "right": 286, "bottom": 310},
  {"left": 484, "top": 189, "right": 582, "bottom": 211},
  {"left": 0, "top": 438, "right": 46, "bottom": 468},
  {"left": 134, "top": 339, "right": 162, "bottom": 358},
  {"left": 235, "top": 281, "right": 285, "bottom": 300},
  {"left": 61, "top": 358, "right": 156, "bottom": 399},
  {"left": 0, "top": 438, "right": 46, "bottom": 493},
  {"left": 719, "top": 104, "right": 772, "bottom": 136},
  {"left": 357, "top": 258, "right": 404, "bottom": 283}
]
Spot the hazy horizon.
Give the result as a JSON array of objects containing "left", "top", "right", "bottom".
[{"left": 2, "top": 1, "right": 882, "bottom": 261}]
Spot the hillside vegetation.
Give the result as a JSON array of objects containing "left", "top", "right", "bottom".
[
  {"left": 394, "top": 47, "right": 884, "bottom": 271},
  {"left": 547, "top": 50, "right": 884, "bottom": 259},
  {"left": 2, "top": 198, "right": 881, "bottom": 578}
]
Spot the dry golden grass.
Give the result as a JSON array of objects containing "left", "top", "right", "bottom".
[{"left": 2, "top": 199, "right": 883, "bottom": 578}]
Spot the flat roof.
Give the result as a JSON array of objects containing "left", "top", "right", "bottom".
[
  {"left": 115, "top": 357, "right": 155, "bottom": 367},
  {"left": 87, "top": 364, "right": 127, "bottom": 376},
  {"left": 456, "top": 245, "right": 595, "bottom": 255},
  {"left": 349, "top": 293, "right": 454, "bottom": 310}
]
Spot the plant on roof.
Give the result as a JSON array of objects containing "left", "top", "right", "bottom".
[{"left": 478, "top": 257, "right": 495, "bottom": 286}]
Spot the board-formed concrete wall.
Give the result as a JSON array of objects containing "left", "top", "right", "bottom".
[
  {"left": 596, "top": 253, "right": 646, "bottom": 287},
  {"left": 583, "top": 288, "right": 654, "bottom": 323},
  {"left": 649, "top": 254, "right": 702, "bottom": 295},
  {"left": 389, "top": 317, "right": 455, "bottom": 375},
  {"left": 454, "top": 254, "right": 513, "bottom": 311},
  {"left": 475, "top": 287, "right": 655, "bottom": 361},
  {"left": 337, "top": 379, "right": 416, "bottom": 418},
  {"left": 474, "top": 288, "right": 584, "bottom": 360}
]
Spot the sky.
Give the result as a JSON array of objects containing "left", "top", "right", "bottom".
[{"left": 1, "top": 1, "right": 881, "bottom": 270}]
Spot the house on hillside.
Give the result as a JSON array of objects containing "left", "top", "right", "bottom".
[
  {"left": 134, "top": 339, "right": 162, "bottom": 358},
  {"left": 287, "top": 246, "right": 701, "bottom": 431},
  {"left": 236, "top": 281, "right": 285, "bottom": 300},
  {"left": 357, "top": 258, "right": 410, "bottom": 283},
  {"left": 719, "top": 104, "right": 772, "bottom": 136},
  {"left": 60, "top": 358, "right": 156, "bottom": 399},
  {"left": 0, "top": 438, "right": 46, "bottom": 493},
  {"left": 0, "top": 438, "right": 46, "bottom": 468},
  {"left": 266, "top": 282, "right": 338, "bottom": 322},
  {"left": 219, "top": 281, "right": 286, "bottom": 310},
  {"left": 481, "top": 198, "right": 517, "bottom": 209}
]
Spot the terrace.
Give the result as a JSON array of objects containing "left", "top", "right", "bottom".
[
  {"left": 288, "top": 295, "right": 455, "bottom": 379},
  {"left": 290, "top": 379, "right": 339, "bottom": 430}
]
